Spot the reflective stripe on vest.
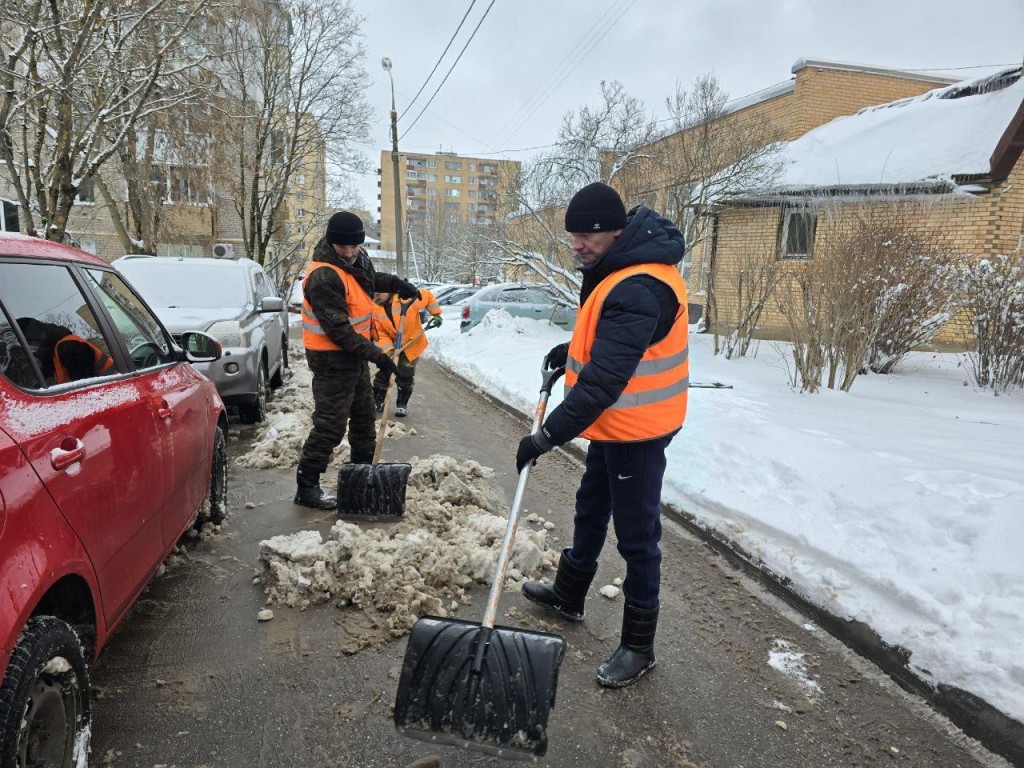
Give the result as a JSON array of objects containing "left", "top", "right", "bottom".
[
  {"left": 564, "top": 263, "right": 689, "bottom": 442},
  {"left": 301, "top": 262, "right": 377, "bottom": 351}
]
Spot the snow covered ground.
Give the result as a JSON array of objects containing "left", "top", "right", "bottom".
[{"left": 426, "top": 310, "right": 1024, "bottom": 724}]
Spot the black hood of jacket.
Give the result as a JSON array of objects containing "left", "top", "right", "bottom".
[
  {"left": 312, "top": 237, "right": 376, "bottom": 296},
  {"left": 578, "top": 205, "right": 685, "bottom": 306}
]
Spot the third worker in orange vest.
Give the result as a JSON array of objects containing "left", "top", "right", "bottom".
[
  {"left": 517, "top": 182, "right": 689, "bottom": 689},
  {"left": 370, "top": 288, "right": 442, "bottom": 417}
]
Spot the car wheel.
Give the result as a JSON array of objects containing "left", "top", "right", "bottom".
[
  {"left": 0, "top": 616, "right": 90, "bottom": 768},
  {"left": 240, "top": 364, "right": 268, "bottom": 423},
  {"left": 196, "top": 425, "right": 228, "bottom": 527}
]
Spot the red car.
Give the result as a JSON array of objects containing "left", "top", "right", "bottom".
[{"left": 0, "top": 233, "right": 228, "bottom": 765}]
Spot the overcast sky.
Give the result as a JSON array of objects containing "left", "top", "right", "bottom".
[{"left": 344, "top": 0, "right": 1024, "bottom": 218}]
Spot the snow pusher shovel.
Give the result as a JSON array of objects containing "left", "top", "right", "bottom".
[
  {"left": 336, "top": 299, "right": 414, "bottom": 520},
  {"left": 393, "top": 364, "right": 568, "bottom": 760}
]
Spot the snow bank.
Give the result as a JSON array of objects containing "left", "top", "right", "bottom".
[{"left": 258, "top": 454, "right": 558, "bottom": 651}]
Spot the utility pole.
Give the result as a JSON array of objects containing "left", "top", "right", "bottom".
[{"left": 381, "top": 57, "right": 405, "bottom": 278}]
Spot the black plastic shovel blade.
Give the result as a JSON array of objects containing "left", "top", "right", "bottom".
[
  {"left": 335, "top": 461, "right": 412, "bottom": 520},
  {"left": 394, "top": 616, "right": 567, "bottom": 760}
]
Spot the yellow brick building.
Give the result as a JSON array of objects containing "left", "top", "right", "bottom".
[
  {"left": 611, "top": 59, "right": 959, "bottom": 299},
  {"left": 706, "top": 66, "right": 1024, "bottom": 345}
]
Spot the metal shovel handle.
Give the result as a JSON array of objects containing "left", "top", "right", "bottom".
[{"left": 480, "top": 364, "right": 566, "bottom": 629}]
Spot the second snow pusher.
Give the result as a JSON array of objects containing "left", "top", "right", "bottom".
[{"left": 336, "top": 299, "right": 413, "bottom": 519}]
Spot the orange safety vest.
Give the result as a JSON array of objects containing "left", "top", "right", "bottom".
[
  {"left": 564, "top": 263, "right": 689, "bottom": 442},
  {"left": 301, "top": 262, "right": 377, "bottom": 351},
  {"left": 372, "top": 289, "right": 441, "bottom": 362},
  {"left": 53, "top": 334, "right": 115, "bottom": 383}
]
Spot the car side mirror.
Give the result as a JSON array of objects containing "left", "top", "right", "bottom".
[
  {"left": 260, "top": 297, "right": 284, "bottom": 313},
  {"left": 180, "top": 331, "right": 222, "bottom": 362}
]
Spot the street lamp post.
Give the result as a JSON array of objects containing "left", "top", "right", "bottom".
[{"left": 381, "top": 57, "right": 405, "bottom": 278}]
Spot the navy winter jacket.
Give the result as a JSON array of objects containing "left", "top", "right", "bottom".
[{"left": 542, "top": 206, "right": 686, "bottom": 445}]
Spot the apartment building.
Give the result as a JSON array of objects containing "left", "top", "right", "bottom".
[{"left": 377, "top": 150, "right": 519, "bottom": 252}]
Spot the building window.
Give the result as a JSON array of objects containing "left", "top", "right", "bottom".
[
  {"left": 426, "top": 160, "right": 437, "bottom": 168},
  {"left": 444, "top": 175, "right": 461, "bottom": 184},
  {"left": 481, "top": 164, "right": 497, "bottom": 174},
  {"left": 76, "top": 176, "right": 95, "bottom": 203},
  {"left": 444, "top": 161, "right": 461, "bottom": 170},
  {"left": 779, "top": 209, "right": 816, "bottom": 260},
  {"left": 444, "top": 188, "right": 460, "bottom": 197},
  {"left": 295, "top": 174, "right": 305, "bottom": 186},
  {"left": 469, "top": 177, "right": 478, "bottom": 185},
  {"left": 297, "top": 208, "right": 306, "bottom": 218},
  {"left": 426, "top": 188, "right": 437, "bottom": 195}
]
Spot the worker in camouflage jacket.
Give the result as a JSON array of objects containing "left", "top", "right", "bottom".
[{"left": 295, "top": 211, "right": 420, "bottom": 509}]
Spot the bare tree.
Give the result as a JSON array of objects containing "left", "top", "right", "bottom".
[
  {"left": 660, "top": 74, "right": 784, "bottom": 250},
  {"left": 530, "top": 79, "right": 658, "bottom": 207},
  {"left": 646, "top": 74, "right": 784, "bottom": 333},
  {"left": 0, "top": 0, "right": 210, "bottom": 242},
  {"left": 217, "top": 0, "right": 371, "bottom": 272},
  {"left": 480, "top": 85, "right": 657, "bottom": 302}
]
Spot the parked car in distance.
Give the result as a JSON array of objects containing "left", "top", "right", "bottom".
[
  {"left": 436, "top": 285, "right": 480, "bottom": 306},
  {"left": 459, "top": 282, "right": 576, "bottom": 333},
  {"left": 113, "top": 255, "right": 288, "bottom": 423},
  {"left": 0, "top": 232, "right": 228, "bottom": 765}
]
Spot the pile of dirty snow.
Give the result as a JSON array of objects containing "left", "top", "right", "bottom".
[
  {"left": 234, "top": 351, "right": 415, "bottom": 470},
  {"left": 257, "top": 454, "right": 558, "bottom": 649}
]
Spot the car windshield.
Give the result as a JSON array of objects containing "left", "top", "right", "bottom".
[{"left": 118, "top": 261, "right": 250, "bottom": 309}]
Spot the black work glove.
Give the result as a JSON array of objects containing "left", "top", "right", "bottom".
[
  {"left": 376, "top": 354, "right": 399, "bottom": 378},
  {"left": 543, "top": 342, "right": 569, "bottom": 370},
  {"left": 395, "top": 279, "right": 421, "bottom": 301},
  {"left": 515, "top": 430, "right": 553, "bottom": 473},
  {"left": 425, "top": 315, "right": 443, "bottom": 330}
]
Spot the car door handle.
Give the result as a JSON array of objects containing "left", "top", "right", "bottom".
[
  {"left": 51, "top": 437, "right": 86, "bottom": 470},
  {"left": 155, "top": 398, "right": 173, "bottom": 420}
]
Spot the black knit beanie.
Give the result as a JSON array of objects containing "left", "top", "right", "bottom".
[
  {"left": 325, "top": 211, "right": 365, "bottom": 245},
  {"left": 564, "top": 182, "right": 627, "bottom": 233}
]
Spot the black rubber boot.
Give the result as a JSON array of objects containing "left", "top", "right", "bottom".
[
  {"left": 521, "top": 550, "right": 597, "bottom": 622},
  {"left": 596, "top": 602, "right": 659, "bottom": 688},
  {"left": 373, "top": 386, "right": 387, "bottom": 414},
  {"left": 293, "top": 465, "right": 337, "bottom": 510},
  {"left": 395, "top": 386, "right": 412, "bottom": 417}
]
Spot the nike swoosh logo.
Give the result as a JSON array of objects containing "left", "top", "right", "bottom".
[{"left": 617, "top": 474, "right": 633, "bottom": 480}]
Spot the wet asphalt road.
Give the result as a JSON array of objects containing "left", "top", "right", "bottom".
[{"left": 89, "top": 358, "right": 1010, "bottom": 768}]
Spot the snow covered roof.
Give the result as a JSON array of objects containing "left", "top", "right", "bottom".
[
  {"left": 724, "top": 67, "right": 1024, "bottom": 202},
  {"left": 791, "top": 57, "right": 958, "bottom": 86}
]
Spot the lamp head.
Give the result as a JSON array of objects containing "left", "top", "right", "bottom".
[{"left": 381, "top": 57, "right": 392, "bottom": 72}]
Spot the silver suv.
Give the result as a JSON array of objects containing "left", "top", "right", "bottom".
[{"left": 113, "top": 255, "right": 288, "bottom": 422}]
